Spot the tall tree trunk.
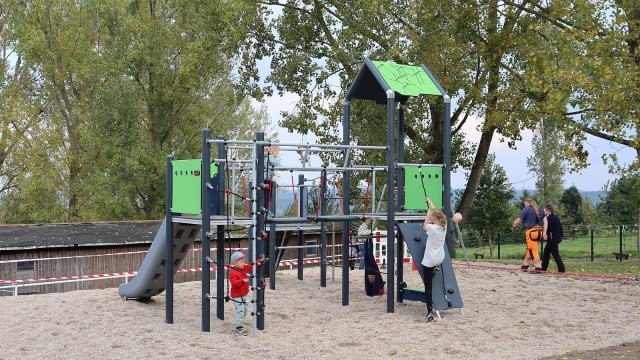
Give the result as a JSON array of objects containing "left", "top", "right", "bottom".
[
  {"left": 455, "top": 0, "right": 500, "bottom": 225},
  {"left": 55, "top": 81, "right": 82, "bottom": 220},
  {"left": 456, "top": 127, "right": 497, "bottom": 222}
]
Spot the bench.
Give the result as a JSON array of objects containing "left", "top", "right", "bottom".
[
  {"left": 613, "top": 252, "right": 631, "bottom": 260},
  {"left": 473, "top": 252, "right": 485, "bottom": 259}
]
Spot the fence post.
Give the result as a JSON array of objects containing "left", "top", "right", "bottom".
[
  {"left": 13, "top": 286, "right": 17, "bottom": 297},
  {"left": 590, "top": 228, "right": 594, "bottom": 262},
  {"left": 497, "top": 234, "right": 501, "bottom": 260},
  {"left": 619, "top": 225, "right": 623, "bottom": 262}
]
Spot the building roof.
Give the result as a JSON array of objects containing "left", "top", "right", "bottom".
[{"left": 0, "top": 221, "right": 163, "bottom": 250}]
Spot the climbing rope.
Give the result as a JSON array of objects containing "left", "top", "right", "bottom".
[
  {"left": 418, "top": 166, "right": 428, "bottom": 198},
  {"left": 216, "top": 187, "right": 249, "bottom": 201},
  {"left": 224, "top": 146, "right": 233, "bottom": 302},
  {"left": 291, "top": 171, "right": 299, "bottom": 217},
  {"left": 241, "top": 173, "right": 249, "bottom": 216},
  {"left": 336, "top": 174, "right": 344, "bottom": 215},
  {"left": 265, "top": 174, "right": 274, "bottom": 221},
  {"left": 316, "top": 170, "right": 325, "bottom": 217},
  {"left": 362, "top": 174, "right": 372, "bottom": 219}
]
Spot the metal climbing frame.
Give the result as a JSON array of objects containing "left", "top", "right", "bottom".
[
  {"left": 163, "top": 57, "right": 454, "bottom": 335},
  {"left": 342, "top": 58, "right": 452, "bottom": 313}
]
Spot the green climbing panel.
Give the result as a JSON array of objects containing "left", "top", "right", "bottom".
[
  {"left": 171, "top": 159, "right": 218, "bottom": 215},
  {"left": 404, "top": 166, "right": 443, "bottom": 211},
  {"left": 372, "top": 61, "right": 443, "bottom": 97}
]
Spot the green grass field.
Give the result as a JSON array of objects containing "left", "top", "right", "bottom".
[{"left": 463, "top": 233, "right": 639, "bottom": 260}]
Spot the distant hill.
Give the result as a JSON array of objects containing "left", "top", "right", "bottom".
[
  {"left": 275, "top": 188, "right": 608, "bottom": 214},
  {"left": 510, "top": 189, "right": 606, "bottom": 205}
]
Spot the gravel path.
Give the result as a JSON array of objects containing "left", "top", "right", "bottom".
[{"left": 1, "top": 264, "right": 638, "bottom": 359}]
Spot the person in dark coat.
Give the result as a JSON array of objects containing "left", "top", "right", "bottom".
[
  {"left": 541, "top": 204, "right": 565, "bottom": 273},
  {"left": 363, "top": 237, "right": 384, "bottom": 296}
]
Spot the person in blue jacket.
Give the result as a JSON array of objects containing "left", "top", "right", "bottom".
[{"left": 541, "top": 203, "right": 565, "bottom": 273}]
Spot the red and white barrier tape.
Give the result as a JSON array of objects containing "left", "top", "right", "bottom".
[
  {"left": 0, "top": 259, "right": 332, "bottom": 286},
  {"left": 0, "top": 247, "right": 250, "bottom": 265},
  {"left": 0, "top": 243, "right": 350, "bottom": 265},
  {"left": 4, "top": 259, "right": 634, "bottom": 287}
]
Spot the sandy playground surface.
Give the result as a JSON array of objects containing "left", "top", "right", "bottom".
[{"left": 1, "top": 263, "right": 639, "bottom": 360}]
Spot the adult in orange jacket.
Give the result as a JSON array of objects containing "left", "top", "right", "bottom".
[{"left": 512, "top": 197, "right": 543, "bottom": 271}]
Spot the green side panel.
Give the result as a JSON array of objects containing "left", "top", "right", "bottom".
[
  {"left": 171, "top": 159, "right": 218, "bottom": 215},
  {"left": 404, "top": 166, "right": 443, "bottom": 211},
  {"left": 372, "top": 61, "right": 443, "bottom": 97}
]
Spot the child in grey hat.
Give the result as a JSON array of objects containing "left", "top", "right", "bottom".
[
  {"left": 229, "top": 251, "right": 250, "bottom": 336},
  {"left": 228, "top": 251, "right": 268, "bottom": 336}
]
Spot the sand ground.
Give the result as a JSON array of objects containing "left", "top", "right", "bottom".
[{"left": 1, "top": 264, "right": 639, "bottom": 360}]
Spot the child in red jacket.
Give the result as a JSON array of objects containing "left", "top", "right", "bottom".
[{"left": 229, "top": 251, "right": 252, "bottom": 336}]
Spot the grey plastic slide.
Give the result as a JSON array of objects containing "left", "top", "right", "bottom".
[{"left": 118, "top": 217, "right": 201, "bottom": 300}]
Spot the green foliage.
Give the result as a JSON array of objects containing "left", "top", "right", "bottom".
[
  {"left": 561, "top": 186, "right": 583, "bottom": 225},
  {"left": 580, "top": 197, "right": 600, "bottom": 228},
  {"left": 599, "top": 175, "right": 640, "bottom": 225},
  {"left": 527, "top": 117, "right": 565, "bottom": 205},
  {"left": 0, "top": 129, "right": 68, "bottom": 223},
  {"left": 245, "top": 1, "right": 633, "bottom": 223},
  {"left": 465, "top": 154, "right": 515, "bottom": 253},
  {"left": 0, "top": 0, "right": 266, "bottom": 223}
]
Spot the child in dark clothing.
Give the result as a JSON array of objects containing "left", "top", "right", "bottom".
[{"left": 541, "top": 204, "right": 565, "bottom": 273}]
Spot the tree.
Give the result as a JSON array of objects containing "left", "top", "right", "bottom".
[
  {"left": 580, "top": 197, "right": 599, "bottom": 228},
  {"left": 599, "top": 175, "right": 640, "bottom": 252},
  {"left": 0, "top": 4, "right": 44, "bottom": 197},
  {"left": 600, "top": 175, "right": 640, "bottom": 225},
  {"left": 465, "top": 154, "right": 515, "bottom": 256},
  {"left": 506, "top": 1, "right": 640, "bottom": 172},
  {"left": 245, "top": 1, "right": 584, "bottom": 224},
  {"left": 9, "top": 0, "right": 108, "bottom": 219},
  {"left": 527, "top": 117, "right": 565, "bottom": 205},
  {"left": 1, "top": 0, "right": 267, "bottom": 223},
  {"left": 561, "top": 186, "right": 583, "bottom": 225}
]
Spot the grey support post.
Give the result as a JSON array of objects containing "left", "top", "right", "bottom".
[
  {"left": 341, "top": 99, "right": 351, "bottom": 306},
  {"left": 269, "top": 180, "right": 277, "bottom": 290},
  {"left": 297, "top": 174, "right": 305, "bottom": 281},
  {"left": 320, "top": 170, "right": 328, "bottom": 287},
  {"left": 201, "top": 129, "right": 212, "bottom": 332},
  {"left": 386, "top": 90, "right": 396, "bottom": 313},
  {"left": 215, "top": 136, "right": 226, "bottom": 321},
  {"left": 255, "top": 132, "right": 266, "bottom": 331},
  {"left": 246, "top": 184, "right": 254, "bottom": 332},
  {"left": 165, "top": 155, "right": 174, "bottom": 324},
  {"left": 443, "top": 96, "right": 453, "bottom": 252},
  {"left": 396, "top": 103, "right": 405, "bottom": 303}
]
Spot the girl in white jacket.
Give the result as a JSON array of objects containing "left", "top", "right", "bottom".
[{"left": 422, "top": 197, "right": 447, "bottom": 322}]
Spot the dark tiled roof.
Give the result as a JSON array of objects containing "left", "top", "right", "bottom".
[{"left": 0, "top": 221, "right": 163, "bottom": 250}]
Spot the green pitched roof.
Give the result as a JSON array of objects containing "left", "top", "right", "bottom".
[{"left": 371, "top": 61, "right": 443, "bottom": 97}]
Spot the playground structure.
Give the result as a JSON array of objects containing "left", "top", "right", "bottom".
[{"left": 118, "top": 58, "right": 464, "bottom": 337}]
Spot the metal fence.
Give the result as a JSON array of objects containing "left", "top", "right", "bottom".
[{"left": 459, "top": 224, "right": 639, "bottom": 261}]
